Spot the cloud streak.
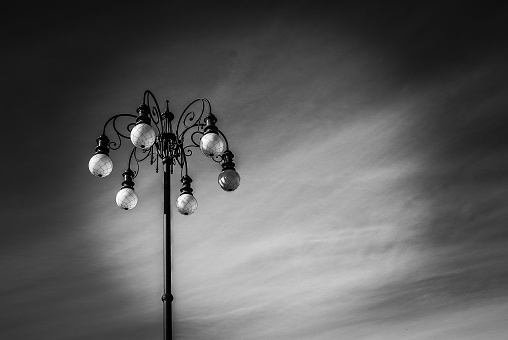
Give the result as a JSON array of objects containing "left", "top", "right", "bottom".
[{"left": 2, "top": 2, "right": 508, "bottom": 339}]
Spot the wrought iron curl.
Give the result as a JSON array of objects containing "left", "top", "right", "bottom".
[
  {"left": 151, "top": 106, "right": 162, "bottom": 135},
  {"left": 211, "top": 154, "right": 223, "bottom": 163},
  {"left": 176, "top": 98, "right": 208, "bottom": 139},
  {"left": 176, "top": 99, "right": 226, "bottom": 165},
  {"left": 102, "top": 114, "right": 137, "bottom": 150},
  {"left": 127, "top": 146, "right": 155, "bottom": 179},
  {"left": 183, "top": 147, "right": 193, "bottom": 157},
  {"left": 183, "top": 111, "right": 196, "bottom": 127},
  {"left": 132, "top": 162, "right": 139, "bottom": 179},
  {"left": 190, "top": 130, "right": 204, "bottom": 148},
  {"left": 126, "top": 147, "right": 139, "bottom": 178},
  {"left": 109, "top": 140, "right": 120, "bottom": 150},
  {"left": 144, "top": 90, "right": 165, "bottom": 135},
  {"left": 95, "top": 94, "right": 227, "bottom": 178},
  {"left": 181, "top": 129, "right": 205, "bottom": 163},
  {"left": 134, "top": 146, "right": 153, "bottom": 163},
  {"left": 144, "top": 90, "right": 163, "bottom": 117}
]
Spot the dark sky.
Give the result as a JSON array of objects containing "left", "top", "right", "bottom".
[{"left": 2, "top": 1, "right": 508, "bottom": 339}]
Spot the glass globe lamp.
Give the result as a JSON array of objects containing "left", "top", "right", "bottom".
[
  {"left": 200, "top": 133, "right": 225, "bottom": 157},
  {"left": 176, "top": 194, "right": 198, "bottom": 215},
  {"left": 116, "top": 188, "right": 138, "bottom": 210},
  {"left": 218, "top": 169, "right": 240, "bottom": 192},
  {"left": 130, "top": 123, "right": 156, "bottom": 149},
  {"left": 89, "top": 153, "right": 113, "bottom": 178}
]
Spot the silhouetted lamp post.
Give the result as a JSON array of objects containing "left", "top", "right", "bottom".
[{"left": 88, "top": 90, "right": 240, "bottom": 339}]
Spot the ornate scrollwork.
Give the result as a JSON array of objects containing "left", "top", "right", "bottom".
[
  {"left": 134, "top": 146, "right": 153, "bottom": 163},
  {"left": 95, "top": 92, "right": 230, "bottom": 179},
  {"left": 183, "top": 111, "right": 195, "bottom": 127},
  {"left": 183, "top": 147, "right": 193, "bottom": 157},
  {"left": 127, "top": 147, "right": 139, "bottom": 178},
  {"left": 125, "top": 146, "right": 155, "bottom": 179},
  {"left": 101, "top": 113, "right": 137, "bottom": 150},
  {"left": 176, "top": 98, "right": 209, "bottom": 139},
  {"left": 144, "top": 90, "right": 163, "bottom": 121},
  {"left": 151, "top": 107, "right": 162, "bottom": 135},
  {"left": 189, "top": 130, "right": 204, "bottom": 148}
]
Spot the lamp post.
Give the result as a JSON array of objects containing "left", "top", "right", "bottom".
[{"left": 88, "top": 90, "right": 240, "bottom": 340}]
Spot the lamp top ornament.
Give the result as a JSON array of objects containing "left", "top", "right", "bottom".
[{"left": 88, "top": 90, "right": 239, "bottom": 214}]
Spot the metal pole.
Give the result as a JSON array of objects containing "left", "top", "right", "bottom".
[{"left": 163, "top": 159, "right": 172, "bottom": 340}]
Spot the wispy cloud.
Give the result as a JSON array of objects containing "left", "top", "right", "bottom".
[{"left": 3, "top": 2, "right": 508, "bottom": 339}]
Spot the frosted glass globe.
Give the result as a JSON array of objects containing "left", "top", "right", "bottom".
[
  {"left": 116, "top": 188, "right": 138, "bottom": 210},
  {"left": 176, "top": 194, "right": 198, "bottom": 215},
  {"left": 218, "top": 169, "right": 240, "bottom": 192},
  {"left": 130, "top": 123, "right": 156, "bottom": 149},
  {"left": 200, "top": 133, "right": 225, "bottom": 157},
  {"left": 89, "top": 153, "right": 113, "bottom": 178}
]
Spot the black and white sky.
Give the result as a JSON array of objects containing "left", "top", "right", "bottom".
[{"left": 2, "top": 1, "right": 508, "bottom": 339}]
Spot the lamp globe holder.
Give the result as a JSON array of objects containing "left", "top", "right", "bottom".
[
  {"left": 176, "top": 175, "right": 198, "bottom": 215},
  {"left": 116, "top": 169, "right": 138, "bottom": 210},
  {"left": 88, "top": 134, "right": 113, "bottom": 178},
  {"left": 200, "top": 112, "right": 226, "bottom": 157},
  {"left": 218, "top": 150, "right": 240, "bottom": 192},
  {"left": 130, "top": 103, "right": 156, "bottom": 149}
]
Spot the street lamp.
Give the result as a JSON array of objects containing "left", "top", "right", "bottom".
[{"left": 88, "top": 90, "right": 240, "bottom": 339}]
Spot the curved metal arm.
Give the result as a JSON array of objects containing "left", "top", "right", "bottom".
[
  {"left": 144, "top": 90, "right": 163, "bottom": 115},
  {"left": 175, "top": 98, "right": 208, "bottom": 139},
  {"left": 144, "top": 90, "right": 165, "bottom": 134},
  {"left": 125, "top": 146, "right": 155, "bottom": 179},
  {"left": 177, "top": 100, "right": 231, "bottom": 164},
  {"left": 126, "top": 147, "right": 138, "bottom": 178},
  {"left": 102, "top": 113, "right": 137, "bottom": 150},
  {"left": 93, "top": 92, "right": 232, "bottom": 179}
]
